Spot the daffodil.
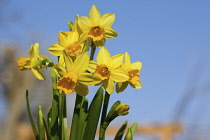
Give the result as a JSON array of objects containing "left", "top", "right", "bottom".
[
  {"left": 78, "top": 5, "right": 118, "bottom": 47},
  {"left": 54, "top": 52, "right": 101, "bottom": 96},
  {"left": 17, "top": 43, "right": 53, "bottom": 80},
  {"left": 49, "top": 31, "right": 84, "bottom": 65},
  {"left": 87, "top": 47, "right": 129, "bottom": 94},
  {"left": 116, "top": 52, "right": 142, "bottom": 93}
]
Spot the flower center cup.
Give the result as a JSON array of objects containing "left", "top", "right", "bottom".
[
  {"left": 88, "top": 26, "right": 105, "bottom": 41},
  {"left": 128, "top": 69, "right": 140, "bottom": 84},
  {"left": 17, "top": 58, "right": 31, "bottom": 70},
  {"left": 94, "top": 64, "right": 110, "bottom": 80},
  {"left": 57, "top": 72, "right": 78, "bottom": 94},
  {"left": 65, "top": 42, "right": 82, "bottom": 56}
]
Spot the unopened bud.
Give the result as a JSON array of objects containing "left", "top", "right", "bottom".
[{"left": 115, "top": 104, "right": 130, "bottom": 116}]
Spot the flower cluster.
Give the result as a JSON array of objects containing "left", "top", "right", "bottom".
[
  {"left": 17, "top": 5, "right": 142, "bottom": 140},
  {"left": 17, "top": 5, "right": 142, "bottom": 96}
]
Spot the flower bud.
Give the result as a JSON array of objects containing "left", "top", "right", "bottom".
[{"left": 115, "top": 104, "right": 130, "bottom": 116}]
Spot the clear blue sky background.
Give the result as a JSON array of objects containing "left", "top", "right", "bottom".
[{"left": 1, "top": 0, "right": 210, "bottom": 129}]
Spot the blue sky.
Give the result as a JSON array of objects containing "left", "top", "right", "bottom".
[{"left": 1, "top": 0, "right": 210, "bottom": 130}]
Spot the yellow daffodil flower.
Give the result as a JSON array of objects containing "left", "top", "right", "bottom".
[
  {"left": 116, "top": 52, "right": 142, "bottom": 93},
  {"left": 54, "top": 52, "right": 101, "bottom": 96},
  {"left": 87, "top": 47, "right": 129, "bottom": 94},
  {"left": 49, "top": 31, "right": 84, "bottom": 65},
  {"left": 17, "top": 43, "right": 53, "bottom": 80},
  {"left": 78, "top": 5, "right": 118, "bottom": 47}
]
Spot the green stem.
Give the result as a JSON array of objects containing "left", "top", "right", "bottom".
[
  {"left": 69, "top": 94, "right": 84, "bottom": 140},
  {"left": 90, "top": 42, "right": 96, "bottom": 61},
  {"left": 50, "top": 68, "right": 59, "bottom": 140},
  {"left": 59, "top": 95, "right": 67, "bottom": 140},
  {"left": 99, "top": 91, "right": 110, "bottom": 140}
]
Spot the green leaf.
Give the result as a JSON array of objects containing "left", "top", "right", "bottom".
[
  {"left": 114, "top": 121, "right": 128, "bottom": 140},
  {"left": 82, "top": 86, "right": 104, "bottom": 140},
  {"left": 130, "top": 123, "right": 138, "bottom": 136},
  {"left": 124, "top": 128, "right": 132, "bottom": 140},
  {"left": 69, "top": 94, "right": 84, "bottom": 140},
  {"left": 38, "top": 106, "right": 45, "bottom": 140},
  {"left": 50, "top": 68, "right": 59, "bottom": 140},
  {"left": 43, "top": 112, "right": 51, "bottom": 140},
  {"left": 62, "top": 118, "right": 68, "bottom": 140},
  {"left": 26, "top": 90, "right": 39, "bottom": 140},
  {"left": 77, "top": 98, "right": 88, "bottom": 140}
]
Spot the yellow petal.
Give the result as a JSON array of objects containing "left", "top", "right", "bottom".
[
  {"left": 116, "top": 82, "right": 128, "bottom": 93},
  {"left": 29, "top": 43, "right": 39, "bottom": 58},
  {"left": 31, "top": 59, "right": 43, "bottom": 68},
  {"left": 104, "top": 27, "right": 118, "bottom": 39},
  {"left": 110, "top": 68, "right": 129, "bottom": 82},
  {"left": 53, "top": 64, "right": 66, "bottom": 77},
  {"left": 75, "top": 83, "right": 88, "bottom": 96},
  {"left": 131, "top": 62, "right": 142, "bottom": 70},
  {"left": 31, "top": 68, "right": 45, "bottom": 80},
  {"left": 78, "top": 16, "right": 91, "bottom": 31},
  {"left": 129, "top": 80, "right": 142, "bottom": 89},
  {"left": 58, "top": 55, "right": 65, "bottom": 66},
  {"left": 79, "top": 32, "right": 88, "bottom": 43},
  {"left": 87, "top": 60, "right": 97, "bottom": 73},
  {"left": 109, "top": 54, "right": 124, "bottom": 70},
  {"left": 89, "top": 5, "right": 100, "bottom": 25},
  {"left": 67, "top": 31, "right": 79, "bottom": 44},
  {"left": 100, "top": 13, "right": 115, "bottom": 28},
  {"left": 63, "top": 51, "right": 73, "bottom": 72},
  {"left": 49, "top": 43, "right": 64, "bottom": 56},
  {"left": 72, "top": 53, "right": 89, "bottom": 74},
  {"left": 97, "top": 47, "right": 111, "bottom": 64},
  {"left": 102, "top": 78, "right": 114, "bottom": 94},
  {"left": 122, "top": 52, "right": 131, "bottom": 71},
  {"left": 78, "top": 73, "right": 102, "bottom": 86},
  {"left": 58, "top": 31, "right": 69, "bottom": 47}
]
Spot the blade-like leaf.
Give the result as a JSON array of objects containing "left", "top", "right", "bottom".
[
  {"left": 50, "top": 68, "right": 59, "bottom": 140},
  {"left": 26, "top": 90, "right": 39, "bottom": 140},
  {"left": 82, "top": 86, "right": 104, "bottom": 140},
  {"left": 130, "top": 123, "right": 138, "bottom": 136},
  {"left": 114, "top": 121, "right": 128, "bottom": 140},
  {"left": 69, "top": 94, "right": 84, "bottom": 140},
  {"left": 124, "top": 128, "right": 132, "bottom": 140},
  {"left": 38, "top": 106, "right": 45, "bottom": 140},
  {"left": 77, "top": 98, "right": 88, "bottom": 140}
]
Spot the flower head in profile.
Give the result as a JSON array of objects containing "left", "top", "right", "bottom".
[
  {"left": 54, "top": 52, "right": 101, "bottom": 96},
  {"left": 78, "top": 5, "right": 118, "bottom": 47},
  {"left": 88, "top": 47, "right": 129, "bottom": 94},
  {"left": 49, "top": 31, "right": 84, "bottom": 65},
  {"left": 17, "top": 43, "right": 53, "bottom": 80},
  {"left": 116, "top": 52, "right": 142, "bottom": 93}
]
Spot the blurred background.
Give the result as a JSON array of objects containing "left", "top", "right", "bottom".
[{"left": 0, "top": 0, "right": 210, "bottom": 140}]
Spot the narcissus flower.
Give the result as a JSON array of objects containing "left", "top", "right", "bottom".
[
  {"left": 54, "top": 52, "right": 101, "bottom": 96},
  {"left": 17, "top": 43, "right": 53, "bottom": 80},
  {"left": 116, "top": 52, "right": 142, "bottom": 93},
  {"left": 49, "top": 31, "right": 84, "bottom": 65},
  {"left": 78, "top": 5, "right": 118, "bottom": 47},
  {"left": 88, "top": 47, "right": 129, "bottom": 94}
]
